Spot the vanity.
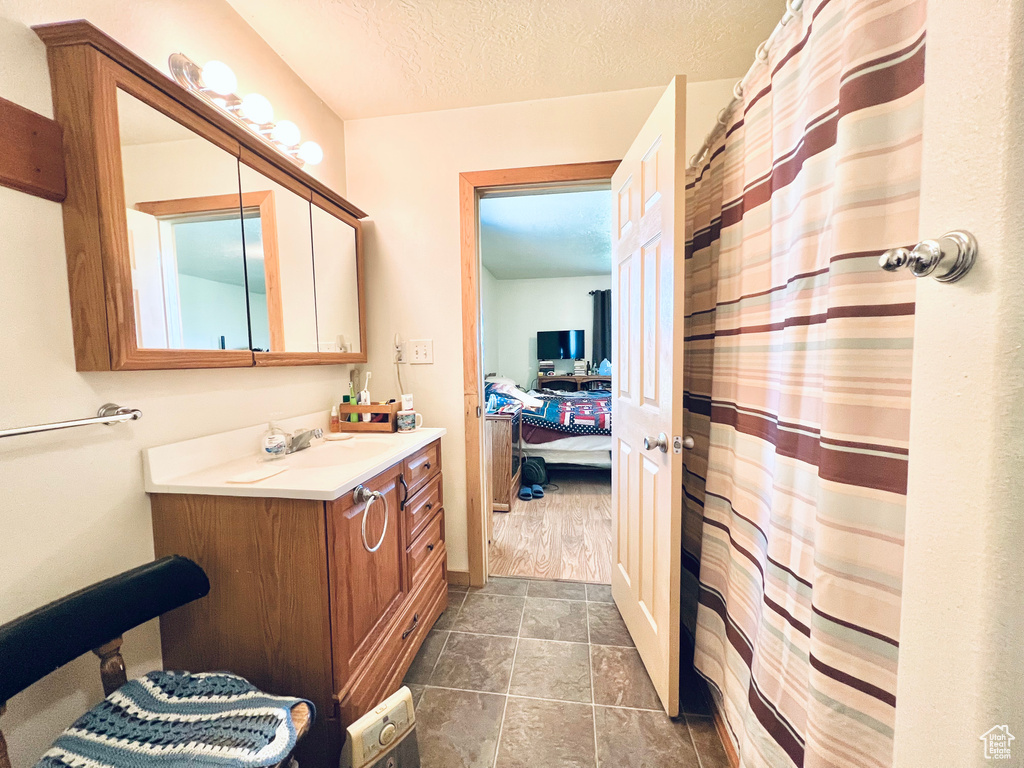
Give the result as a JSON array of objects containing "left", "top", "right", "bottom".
[
  {"left": 144, "top": 420, "right": 447, "bottom": 768},
  {"left": 35, "top": 21, "right": 440, "bottom": 766}
]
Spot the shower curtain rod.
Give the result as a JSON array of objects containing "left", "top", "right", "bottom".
[{"left": 687, "top": 0, "right": 806, "bottom": 171}]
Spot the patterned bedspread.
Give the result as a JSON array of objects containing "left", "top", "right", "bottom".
[
  {"left": 524, "top": 390, "right": 612, "bottom": 436},
  {"left": 484, "top": 383, "right": 612, "bottom": 436}
]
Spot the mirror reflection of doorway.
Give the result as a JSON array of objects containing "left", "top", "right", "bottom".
[{"left": 127, "top": 195, "right": 280, "bottom": 352}]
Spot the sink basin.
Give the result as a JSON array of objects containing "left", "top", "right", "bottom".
[{"left": 288, "top": 438, "right": 393, "bottom": 469}]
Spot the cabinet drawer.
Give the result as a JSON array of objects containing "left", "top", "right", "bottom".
[
  {"left": 408, "top": 514, "right": 444, "bottom": 588},
  {"left": 403, "top": 440, "right": 441, "bottom": 494},
  {"left": 338, "top": 555, "right": 447, "bottom": 724},
  {"left": 404, "top": 472, "right": 442, "bottom": 543}
]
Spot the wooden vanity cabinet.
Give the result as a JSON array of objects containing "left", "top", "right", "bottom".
[
  {"left": 150, "top": 439, "right": 447, "bottom": 768},
  {"left": 328, "top": 463, "right": 408, "bottom": 696}
]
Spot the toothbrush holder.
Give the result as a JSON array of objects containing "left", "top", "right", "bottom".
[{"left": 336, "top": 401, "right": 400, "bottom": 432}]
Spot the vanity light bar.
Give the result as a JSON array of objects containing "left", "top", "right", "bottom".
[{"left": 167, "top": 53, "right": 323, "bottom": 168}]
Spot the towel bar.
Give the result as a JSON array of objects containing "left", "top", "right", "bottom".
[{"left": 0, "top": 403, "right": 142, "bottom": 439}]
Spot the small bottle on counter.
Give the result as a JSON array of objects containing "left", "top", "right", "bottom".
[
  {"left": 330, "top": 404, "right": 341, "bottom": 433},
  {"left": 347, "top": 385, "right": 359, "bottom": 422},
  {"left": 261, "top": 421, "right": 288, "bottom": 462}
]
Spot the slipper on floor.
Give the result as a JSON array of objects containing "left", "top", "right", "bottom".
[
  {"left": 518, "top": 486, "right": 534, "bottom": 501},
  {"left": 531, "top": 484, "right": 545, "bottom": 498}
]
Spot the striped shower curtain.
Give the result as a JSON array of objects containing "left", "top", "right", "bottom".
[{"left": 682, "top": 0, "right": 925, "bottom": 766}]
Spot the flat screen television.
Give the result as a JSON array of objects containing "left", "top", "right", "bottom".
[{"left": 537, "top": 330, "right": 585, "bottom": 360}]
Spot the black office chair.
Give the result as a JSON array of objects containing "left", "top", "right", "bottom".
[{"left": 0, "top": 556, "right": 312, "bottom": 768}]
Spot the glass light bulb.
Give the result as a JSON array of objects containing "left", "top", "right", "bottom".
[
  {"left": 200, "top": 60, "right": 237, "bottom": 96},
  {"left": 297, "top": 141, "right": 324, "bottom": 166},
  {"left": 271, "top": 120, "right": 301, "bottom": 147},
  {"left": 240, "top": 93, "right": 274, "bottom": 125}
]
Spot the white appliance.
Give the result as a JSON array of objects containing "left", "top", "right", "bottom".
[{"left": 340, "top": 687, "right": 419, "bottom": 768}]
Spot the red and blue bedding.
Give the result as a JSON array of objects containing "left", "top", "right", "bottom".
[{"left": 485, "top": 383, "right": 611, "bottom": 438}]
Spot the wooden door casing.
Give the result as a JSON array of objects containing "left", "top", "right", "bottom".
[
  {"left": 610, "top": 76, "right": 686, "bottom": 716},
  {"left": 327, "top": 462, "right": 408, "bottom": 697}
]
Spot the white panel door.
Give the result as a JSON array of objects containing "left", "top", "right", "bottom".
[{"left": 611, "top": 76, "right": 686, "bottom": 715}]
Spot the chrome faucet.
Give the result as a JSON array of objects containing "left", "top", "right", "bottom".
[{"left": 286, "top": 428, "right": 323, "bottom": 454}]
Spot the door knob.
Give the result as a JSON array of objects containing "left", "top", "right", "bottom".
[
  {"left": 682, "top": 435, "right": 695, "bottom": 450},
  {"left": 644, "top": 433, "right": 668, "bottom": 452}
]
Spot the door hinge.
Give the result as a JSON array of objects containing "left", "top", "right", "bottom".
[{"left": 476, "top": 405, "right": 482, "bottom": 418}]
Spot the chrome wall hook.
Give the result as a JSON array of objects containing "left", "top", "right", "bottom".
[{"left": 879, "top": 230, "right": 977, "bottom": 283}]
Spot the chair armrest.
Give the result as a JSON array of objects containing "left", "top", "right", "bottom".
[{"left": 0, "top": 556, "right": 209, "bottom": 704}]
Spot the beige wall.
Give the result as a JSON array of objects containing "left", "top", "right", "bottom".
[
  {"left": 895, "top": 0, "right": 1024, "bottom": 764},
  {"left": 0, "top": 2, "right": 352, "bottom": 764},
  {"left": 487, "top": 274, "right": 613, "bottom": 388},
  {"left": 481, "top": 266, "right": 501, "bottom": 375},
  {"left": 344, "top": 78, "right": 736, "bottom": 573}
]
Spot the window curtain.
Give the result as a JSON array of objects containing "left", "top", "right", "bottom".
[
  {"left": 682, "top": 0, "right": 924, "bottom": 766},
  {"left": 591, "top": 289, "right": 612, "bottom": 365}
]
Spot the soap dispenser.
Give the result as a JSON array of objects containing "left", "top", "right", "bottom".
[{"left": 261, "top": 419, "right": 288, "bottom": 461}]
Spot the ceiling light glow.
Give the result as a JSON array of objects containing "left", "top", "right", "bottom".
[
  {"left": 169, "top": 53, "right": 323, "bottom": 169},
  {"left": 200, "top": 60, "right": 237, "bottom": 96},
  {"left": 240, "top": 93, "right": 274, "bottom": 125},
  {"left": 297, "top": 141, "right": 324, "bottom": 166},
  {"left": 271, "top": 120, "right": 300, "bottom": 147}
]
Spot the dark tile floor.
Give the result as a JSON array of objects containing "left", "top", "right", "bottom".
[{"left": 400, "top": 577, "right": 731, "bottom": 768}]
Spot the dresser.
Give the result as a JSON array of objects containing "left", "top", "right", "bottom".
[
  {"left": 150, "top": 437, "right": 446, "bottom": 768},
  {"left": 537, "top": 375, "right": 612, "bottom": 391},
  {"left": 485, "top": 410, "right": 522, "bottom": 514}
]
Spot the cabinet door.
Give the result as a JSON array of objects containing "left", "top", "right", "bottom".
[{"left": 327, "top": 463, "right": 408, "bottom": 695}]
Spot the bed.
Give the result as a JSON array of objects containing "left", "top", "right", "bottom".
[{"left": 485, "top": 381, "right": 612, "bottom": 469}]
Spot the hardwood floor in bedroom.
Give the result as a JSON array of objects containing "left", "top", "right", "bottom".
[{"left": 489, "top": 468, "right": 612, "bottom": 583}]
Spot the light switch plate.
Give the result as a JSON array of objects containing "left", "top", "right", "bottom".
[{"left": 409, "top": 339, "right": 433, "bottom": 364}]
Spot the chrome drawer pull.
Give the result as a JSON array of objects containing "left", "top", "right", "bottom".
[
  {"left": 402, "top": 613, "right": 419, "bottom": 639},
  {"left": 353, "top": 485, "right": 389, "bottom": 553}
]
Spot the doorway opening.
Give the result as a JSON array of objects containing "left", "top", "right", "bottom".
[{"left": 459, "top": 161, "right": 619, "bottom": 587}]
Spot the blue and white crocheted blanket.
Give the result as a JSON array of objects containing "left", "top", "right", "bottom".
[{"left": 35, "top": 670, "right": 314, "bottom": 768}]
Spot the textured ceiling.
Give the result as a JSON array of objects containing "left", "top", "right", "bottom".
[
  {"left": 225, "top": 0, "right": 783, "bottom": 119},
  {"left": 480, "top": 189, "right": 611, "bottom": 280}
]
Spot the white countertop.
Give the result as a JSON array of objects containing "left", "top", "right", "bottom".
[{"left": 144, "top": 411, "right": 446, "bottom": 501}]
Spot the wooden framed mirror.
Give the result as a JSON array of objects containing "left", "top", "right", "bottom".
[
  {"left": 35, "top": 20, "right": 368, "bottom": 370},
  {"left": 310, "top": 193, "right": 366, "bottom": 363}
]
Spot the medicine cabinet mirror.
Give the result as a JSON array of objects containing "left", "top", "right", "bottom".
[{"left": 36, "top": 20, "right": 367, "bottom": 371}]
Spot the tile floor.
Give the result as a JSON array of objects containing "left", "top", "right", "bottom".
[{"left": 400, "top": 577, "right": 731, "bottom": 768}]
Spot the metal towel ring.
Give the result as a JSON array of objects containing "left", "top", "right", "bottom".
[{"left": 354, "top": 486, "right": 389, "bottom": 553}]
